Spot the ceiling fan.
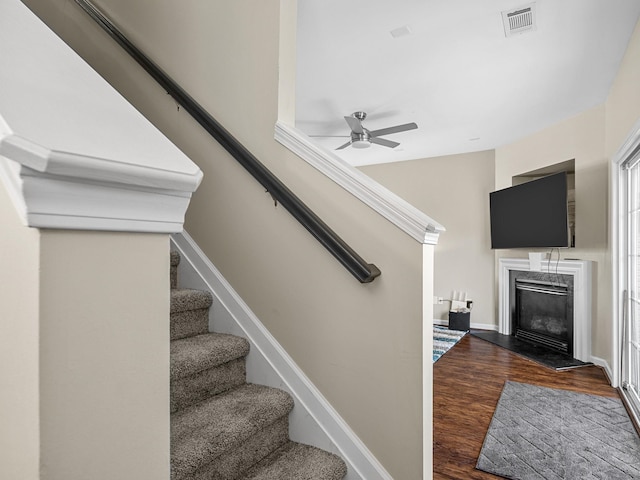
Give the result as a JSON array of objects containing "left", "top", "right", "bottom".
[{"left": 335, "top": 111, "right": 418, "bottom": 150}]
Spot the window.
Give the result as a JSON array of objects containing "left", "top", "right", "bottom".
[{"left": 621, "top": 143, "right": 640, "bottom": 423}]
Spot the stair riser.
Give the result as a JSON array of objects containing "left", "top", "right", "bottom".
[
  {"left": 171, "top": 308, "right": 209, "bottom": 341},
  {"left": 190, "top": 417, "right": 290, "bottom": 480},
  {"left": 171, "top": 359, "right": 247, "bottom": 413}
]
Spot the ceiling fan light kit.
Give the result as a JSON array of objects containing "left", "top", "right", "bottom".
[
  {"left": 351, "top": 131, "right": 371, "bottom": 149},
  {"left": 336, "top": 111, "right": 417, "bottom": 150}
]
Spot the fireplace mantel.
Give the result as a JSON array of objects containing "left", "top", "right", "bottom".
[{"left": 498, "top": 258, "right": 593, "bottom": 362}]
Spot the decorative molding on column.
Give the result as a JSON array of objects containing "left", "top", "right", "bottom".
[
  {"left": 0, "top": 0, "right": 202, "bottom": 233},
  {"left": 0, "top": 132, "right": 201, "bottom": 233},
  {"left": 0, "top": 155, "right": 198, "bottom": 233}
]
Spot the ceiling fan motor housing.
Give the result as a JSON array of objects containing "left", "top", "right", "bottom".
[
  {"left": 334, "top": 110, "right": 416, "bottom": 150},
  {"left": 351, "top": 129, "right": 371, "bottom": 148},
  {"left": 352, "top": 111, "right": 367, "bottom": 121}
]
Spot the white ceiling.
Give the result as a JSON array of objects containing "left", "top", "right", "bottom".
[{"left": 295, "top": 0, "right": 640, "bottom": 167}]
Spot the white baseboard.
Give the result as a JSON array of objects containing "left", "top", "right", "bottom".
[
  {"left": 433, "top": 318, "right": 498, "bottom": 331},
  {"left": 590, "top": 355, "right": 614, "bottom": 386},
  {"left": 171, "top": 231, "right": 392, "bottom": 480}
]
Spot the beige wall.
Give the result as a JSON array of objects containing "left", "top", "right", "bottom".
[
  {"left": 493, "top": 17, "right": 640, "bottom": 369},
  {"left": 495, "top": 105, "right": 611, "bottom": 360},
  {"left": 362, "top": 151, "right": 496, "bottom": 328},
  {"left": 0, "top": 174, "right": 172, "bottom": 479},
  {"left": 38, "top": 230, "right": 170, "bottom": 479},
  {"left": 606, "top": 19, "right": 640, "bottom": 157},
  {"left": 20, "top": 0, "right": 432, "bottom": 477},
  {"left": 605, "top": 18, "right": 640, "bottom": 382},
  {"left": 0, "top": 177, "right": 41, "bottom": 479}
]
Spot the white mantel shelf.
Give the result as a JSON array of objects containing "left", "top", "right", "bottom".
[
  {"left": 498, "top": 257, "right": 593, "bottom": 362},
  {"left": 0, "top": 0, "right": 202, "bottom": 233}
]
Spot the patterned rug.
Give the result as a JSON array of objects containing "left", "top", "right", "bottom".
[
  {"left": 433, "top": 325, "right": 467, "bottom": 363},
  {"left": 477, "top": 381, "right": 640, "bottom": 479}
]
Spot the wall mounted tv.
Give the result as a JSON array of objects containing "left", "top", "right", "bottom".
[{"left": 490, "top": 171, "right": 570, "bottom": 249}]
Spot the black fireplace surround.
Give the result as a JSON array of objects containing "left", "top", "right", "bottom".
[{"left": 509, "top": 270, "right": 574, "bottom": 355}]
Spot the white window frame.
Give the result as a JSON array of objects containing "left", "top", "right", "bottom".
[{"left": 612, "top": 117, "right": 640, "bottom": 427}]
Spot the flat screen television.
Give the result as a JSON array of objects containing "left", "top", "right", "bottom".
[{"left": 490, "top": 172, "right": 570, "bottom": 249}]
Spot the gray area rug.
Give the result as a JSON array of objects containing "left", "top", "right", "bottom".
[{"left": 476, "top": 381, "right": 640, "bottom": 479}]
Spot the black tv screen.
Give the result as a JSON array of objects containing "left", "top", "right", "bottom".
[{"left": 490, "top": 172, "right": 569, "bottom": 249}]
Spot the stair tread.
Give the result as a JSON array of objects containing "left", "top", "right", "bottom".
[
  {"left": 171, "top": 333, "right": 249, "bottom": 380},
  {"left": 238, "top": 441, "right": 347, "bottom": 480},
  {"left": 167, "top": 252, "right": 346, "bottom": 480},
  {"left": 171, "top": 383, "right": 294, "bottom": 478},
  {"left": 170, "top": 288, "right": 213, "bottom": 313}
]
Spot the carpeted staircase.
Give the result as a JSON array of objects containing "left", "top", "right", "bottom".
[{"left": 170, "top": 251, "right": 348, "bottom": 479}]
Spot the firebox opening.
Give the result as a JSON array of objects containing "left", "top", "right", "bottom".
[{"left": 514, "top": 278, "right": 572, "bottom": 355}]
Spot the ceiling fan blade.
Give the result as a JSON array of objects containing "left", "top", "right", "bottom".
[
  {"left": 369, "top": 122, "right": 417, "bottom": 137},
  {"left": 370, "top": 137, "right": 400, "bottom": 149},
  {"left": 344, "top": 115, "right": 364, "bottom": 134},
  {"left": 335, "top": 140, "right": 352, "bottom": 150}
]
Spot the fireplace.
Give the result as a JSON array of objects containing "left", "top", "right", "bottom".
[
  {"left": 498, "top": 258, "right": 592, "bottom": 362},
  {"left": 513, "top": 278, "right": 572, "bottom": 355}
]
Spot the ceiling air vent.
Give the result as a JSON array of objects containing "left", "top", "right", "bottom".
[{"left": 502, "top": 3, "right": 536, "bottom": 37}]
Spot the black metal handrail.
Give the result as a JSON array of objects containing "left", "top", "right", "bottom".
[{"left": 74, "top": 0, "right": 380, "bottom": 283}]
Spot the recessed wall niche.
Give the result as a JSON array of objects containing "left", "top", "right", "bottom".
[{"left": 512, "top": 159, "right": 576, "bottom": 248}]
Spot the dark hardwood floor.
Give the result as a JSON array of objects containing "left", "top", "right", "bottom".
[{"left": 433, "top": 333, "right": 619, "bottom": 479}]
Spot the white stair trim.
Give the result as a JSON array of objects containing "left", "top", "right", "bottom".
[
  {"left": 0, "top": 133, "right": 201, "bottom": 192},
  {"left": 274, "top": 121, "right": 444, "bottom": 245},
  {"left": 0, "top": 158, "right": 195, "bottom": 233},
  {"left": 171, "top": 230, "right": 393, "bottom": 480},
  {"left": 0, "top": 139, "right": 199, "bottom": 233}
]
